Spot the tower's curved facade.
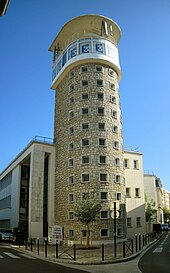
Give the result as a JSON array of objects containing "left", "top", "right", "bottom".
[{"left": 49, "top": 14, "right": 126, "bottom": 243}]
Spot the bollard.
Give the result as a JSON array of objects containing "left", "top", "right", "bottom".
[
  {"left": 73, "top": 244, "right": 76, "bottom": 261},
  {"left": 131, "top": 239, "right": 134, "bottom": 254},
  {"left": 123, "top": 241, "right": 125, "bottom": 258},
  {"left": 44, "top": 238, "right": 47, "bottom": 258},
  {"left": 139, "top": 233, "right": 141, "bottom": 250},
  {"left": 56, "top": 242, "right": 58, "bottom": 258},
  {"left": 37, "top": 238, "right": 39, "bottom": 255},
  {"left": 31, "top": 239, "right": 33, "bottom": 252},
  {"left": 135, "top": 234, "right": 138, "bottom": 252},
  {"left": 102, "top": 243, "right": 104, "bottom": 261}
]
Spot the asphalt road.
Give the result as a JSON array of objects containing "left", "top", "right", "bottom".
[
  {"left": 138, "top": 231, "right": 170, "bottom": 273},
  {"left": 0, "top": 245, "right": 89, "bottom": 273}
]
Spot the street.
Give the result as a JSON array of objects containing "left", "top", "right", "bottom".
[
  {"left": 0, "top": 245, "right": 89, "bottom": 273},
  {"left": 138, "top": 231, "right": 170, "bottom": 273}
]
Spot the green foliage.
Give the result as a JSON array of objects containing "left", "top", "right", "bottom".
[
  {"left": 163, "top": 206, "right": 170, "bottom": 222},
  {"left": 145, "top": 200, "right": 157, "bottom": 223}
]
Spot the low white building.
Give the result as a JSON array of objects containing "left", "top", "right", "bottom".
[
  {"left": 162, "top": 188, "right": 170, "bottom": 211},
  {"left": 124, "top": 150, "right": 146, "bottom": 238},
  {"left": 0, "top": 137, "right": 55, "bottom": 239}
]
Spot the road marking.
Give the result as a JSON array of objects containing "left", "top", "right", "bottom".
[
  {"left": 3, "top": 252, "right": 20, "bottom": 258},
  {"left": 153, "top": 247, "right": 163, "bottom": 253},
  {"left": 0, "top": 255, "right": 3, "bottom": 258},
  {"left": 19, "top": 253, "right": 36, "bottom": 259}
]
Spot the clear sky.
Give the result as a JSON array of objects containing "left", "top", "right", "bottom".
[{"left": 1, "top": 0, "right": 170, "bottom": 191}]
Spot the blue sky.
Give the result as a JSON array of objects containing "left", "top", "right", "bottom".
[{"left": 1, "top": 0, "right": 170, "bottom": 191}]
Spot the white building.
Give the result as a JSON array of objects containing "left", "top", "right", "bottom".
[
  {"left": 162, "top": 188, "right": 170, "bottom": 210},
  {"left": 0, "top": 137, "right": 55, "bottom": 239},
  {"left": 124, "top": 150, "right": 146, "bottom": 238}
]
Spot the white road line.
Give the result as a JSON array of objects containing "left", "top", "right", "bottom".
[
  {"left": 153, "top": 247, "right": 163, "bottom": 253},
  {"left": 0, "top": 255, "right": 3, "bottom": 258},
  {"left": 3, "top": 252, "right": 20, "bottom": 258},
  {"left": 19, "top": 253, "right": 36, "bottom": 259}
]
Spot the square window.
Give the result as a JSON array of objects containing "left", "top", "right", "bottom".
[
  {"left": 112, "top": 110, "right": 117, "bottom": 118},
  {"left": 97, "top": 93, "right": 104, "bottom": 100},
  {"left": 115, "top": 175, "right": 121, "bottom": 183},
  {"left": 135, "top": 188, "right": 140, "bottom": 198},
  {"left": 68, "top": 193, "right": 74, "bottom": 202},
  {"left": 82, "top": 93, "right": 88, "bottom": 100},
  {"left": 116, "top": 192, "right": 121, "bottom": 201},
  {"left": 110, "top": 82, "right": 115, "bottom": 90},
  {"left": 96, "top": 65, "right": 102, "bottom": 72},
  {"left": 98, "top": 107, "right": 104, "bottom": 115},
  {"left": 82, "top": 123, "right": 89, "bottom": 130},
  {"left": 113, "top": 125, "right": 118, "bottom": 133},
  {"left": 108, "top": 69, "right": 114, "bottom": 77},
  {"left": 97, "top": 79, "right": 103, "bottom": 86},
  {"left": 114, "top": 141, "right": 119, "bottom": 149},
  {"left": 100, "top": 173, "right": 107, "bottom": 182},
  {"left": 82, "top": 108, "right": 89, "bottom": 115},
  {"left": 69, "top": 126, "right": 74, "bottom": 135},
  {"left": 100, "top": 210, "right": 109, "bottom": 219},
  {"left": 117, "top": 228, "right": 122, "bottom": 237},
  {"left": 99, "top": 138, "right": 106, "bottom": 146},
  {"left": 69, "top": 96, "right": 74, "bottom": 104},
  {"left": 126, "top": 187, "right": 131, "bottom": 198},
  {"left": 101, "top": 192, "right": 108, "bottom": 200},
  {"left": 81, "top": 66, "right": 88, "bottom": 72},
  {"left": 69, "top": 142, "right": 74, "bottom": 150},
  {"left": 82, "top": 139, "right": 89, "bottom": 146},
  {"left": 134, "top": 160, "right": 139, "bottom": 169},
  {"left": 99, "top": 123, "right": 105, "bottom": 130},
  {"left": 82, "top": 156, "right": 90, "bottom": 164},
  {"left": 68, "top": 212, "right": 74, "bottom": 220},
  {"left": 100, "top": 155, "right": 106, "bottom": 164},
  {"left": 127, "top": 217, "right": 132, "bottom": 228},
  {"left": 101, "top": 229, "right": 108, "bottom": 237},
  {"left": 136, "top": 217, "right": 141, "bottom": 227},
  {"left": 70, "top": 84, "right": 75, "bottom": 92},
  {"left": 82, "top": 173, "right": 90, "bottom": 182},
  {"left": 68, "top": 158, "right": 74, "bottom": 167},
  {"left": 69, "top": 230, "right": 74, "bottom": 237},
  {"left": 115, "top": 158, "right": 120, "bottom": 166},
  {"left": 110, "top": 95, "right": 116, "bottom": 103},
  {"left": 68, "top": 176, "right": 74, "bottom": 184},
  {"left": 82, "top": 80, "right": 88, "bottom": 86},
  {"left": 124, "top": 159, "right": 129, "bottom": 168},
  {"left": 69, "top": 111, "right": 74, "bottom": 119}
]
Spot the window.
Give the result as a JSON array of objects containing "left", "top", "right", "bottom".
[
  {"left": 135, "top": 188, "right": 140, "bottom": 198},
  {"left": 82, "top": 230, "right": 87, "bottom": 237},
  {"left": 126, "top": 187, "right": 131, "bottom": 198},
  {"left": 101, "top": 192, "right": 108, "bottom": 200},
  {"left": 110, "top": 82, "right": 115, "bottom": 90},
  {"left": 82, "top": 123, "right": 89, "bottom": 130},
  {"left": 101, "top": 229, "right": 108, "bottom": 237},
  {"left": 100, "top": 155, "right": 107, "bottom": 164},
  {"left": 82, "top": 156, "right": 90, "bottom": 164},
  {"left": 69, "top": 230, "right": 74, "bottom": 237},
  {"left": 82, "top": 107, "right": 89, "bottom": 115},
  {"left": 115, "top": 175, "right": 121, "bottom": 183},
  {"left": 82, "top": 138, "right": 89, "bottom": 146},
  {"left": 113, "top": 125, "right": 118, "bottom": 134},
  {"left": 116, "top": 192, "right": 121, "bottom": 201},
  {"left": 68, "top": 193, "right": 74, "bottom": 202},
  {"left": 68, "top": 212, "right": 74, "bottom": 220},
  {"left": 82, "top": 80, "right": 88, "bottom": 86},
  {"left": 96, "top": 65, "right": 102, "bottom": 72},
  {"left": 112, "top": 110, "right": 117, "bottom": 118},
  {"left": 100, "top": 210, "right": 109, "bottom": 219},
  {"left": 99, "top": 138, "right": 106, "bottom": 146},
  {"left": 81, "top": 66, "right": 88, "bottom": 72},
  {"left": 69, "top": 71, "right": 75, "bottom": 78},
  {"left": 69, "top": 111, "right": 74, "bottom": 119},
  {"left": 82, "top": 93, "right": 88, "bottom": 100},
  {"left": 68, "top": 158, "right": 74, "bottom": 167},
  {"left": 69, "top": 126, "right": 74, "bottom": 135},
  {"left": 108, "top": 69, "right": 114, "bottom": 77},
  {"left": 115, "top": 157, "right": 120, "bottom": 167},
  {"left": 117, "top": 228, "right": 122, "bottom": 237},
  {"left": 69, "top": 84, "right": 74, "bottom": 91},
  {"left": 136, "top": 217, "right": 141, "bottom": 227},
  {"left": 98, "top": 107, "right": 104, "bottom": 115},
  {"left": 124, "top": 159, "right": 129, "bottom": 168},
  {"left": 69, "top": 96, "right": 74, "bottom": 104},
  {"left": 133, "top": 160, "right": 139, "bottom": 169},
  {"left": 69, "top": 142, "right": 74, "bottom": 150},
  {"left": 68, "top": 176, "right": 74, "bottom": 184},
  {"left": 127, "top": 218, "right": 132, "bottom": 228},
  {"left": 100, "top": 173, "right": 107, "bottom": 182},
  {"left": 97, "top": 92, "right": 104, "bottom": 100},
  {"left": 99, "top": 122, "right": 105, "bottom": 130},
  {"left": 97, "top": 79, "right": 103, "bottom": 86},
  {"left": 113, "top": 141, "right": 119, "bottom": 149},
  {"left": 110, "top": 95, "right": 116, "bottom": 104},
  {"left": 82, "top": 173, "right": 90, "bottom": 182}
]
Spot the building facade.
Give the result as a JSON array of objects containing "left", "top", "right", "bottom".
[
  {"left": 124, "top": 150, "right": 146, "bottom": 238},
  {"left": 49, "top": 14, "right": 126, "bottom": 244},
  {"left": 0, "top": 137, "right": 55, "bottom": 239}
]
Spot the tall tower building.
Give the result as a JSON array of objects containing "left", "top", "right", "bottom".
[{"left": 49, "top": 14, "right": 126, "bottom": 243}]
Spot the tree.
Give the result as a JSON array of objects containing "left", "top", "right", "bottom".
[
  {"left": 75, "top": 193, "right": 102, "bottom": 248},
  {"left": 163, "top": 206, "right": 170, "bottom": 223}
]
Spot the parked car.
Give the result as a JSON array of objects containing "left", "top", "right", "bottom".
[
  {"left": 0, "top": 228, "right": 13, "bottom": 242},
  {"left": 161, "top": 223, "right": 169, "bottom": 231}
]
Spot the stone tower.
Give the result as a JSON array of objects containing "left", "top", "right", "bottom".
[{"left": 49, "top": 14, "right": 126, "bottom": 244}]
